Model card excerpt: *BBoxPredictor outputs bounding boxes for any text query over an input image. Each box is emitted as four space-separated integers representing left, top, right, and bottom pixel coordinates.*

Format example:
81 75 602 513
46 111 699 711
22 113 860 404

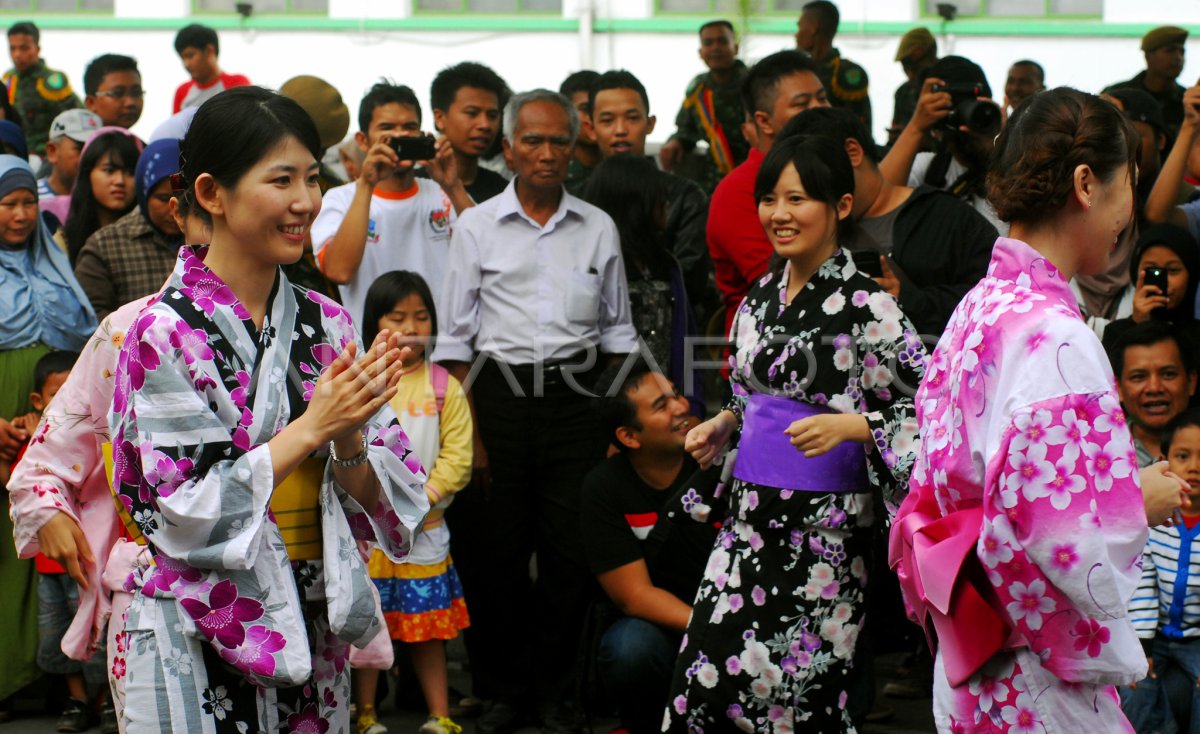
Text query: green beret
1142 25 1188 52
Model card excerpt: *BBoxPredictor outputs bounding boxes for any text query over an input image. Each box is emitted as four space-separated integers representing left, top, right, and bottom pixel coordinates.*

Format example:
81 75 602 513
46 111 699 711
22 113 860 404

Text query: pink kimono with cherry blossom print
9 295 155 733
891 237 1149 733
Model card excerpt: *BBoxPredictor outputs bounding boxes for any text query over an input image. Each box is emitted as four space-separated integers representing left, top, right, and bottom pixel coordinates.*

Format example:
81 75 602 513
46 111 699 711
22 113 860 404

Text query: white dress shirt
436 179 637 365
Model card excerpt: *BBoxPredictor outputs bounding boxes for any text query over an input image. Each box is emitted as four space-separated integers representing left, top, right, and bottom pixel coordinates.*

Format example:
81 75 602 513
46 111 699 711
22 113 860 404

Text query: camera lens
956 99 1001 133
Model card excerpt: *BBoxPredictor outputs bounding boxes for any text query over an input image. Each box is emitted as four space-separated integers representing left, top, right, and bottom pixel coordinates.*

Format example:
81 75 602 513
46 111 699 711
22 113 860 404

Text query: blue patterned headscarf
0 155 97 350
136 137 181 224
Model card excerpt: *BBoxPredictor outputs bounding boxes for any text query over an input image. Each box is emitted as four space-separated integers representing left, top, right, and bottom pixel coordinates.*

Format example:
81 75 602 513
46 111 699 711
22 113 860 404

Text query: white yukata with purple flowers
109 246 429 734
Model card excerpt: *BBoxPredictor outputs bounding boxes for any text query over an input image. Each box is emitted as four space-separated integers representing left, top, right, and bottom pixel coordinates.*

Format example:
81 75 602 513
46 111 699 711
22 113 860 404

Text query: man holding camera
312 81 472 326
880 56 1006 234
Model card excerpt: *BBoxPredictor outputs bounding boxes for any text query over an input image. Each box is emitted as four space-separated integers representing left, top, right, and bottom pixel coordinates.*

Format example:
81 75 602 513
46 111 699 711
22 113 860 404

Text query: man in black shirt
585 69 715 313
428 61 511 203
581 361 717 734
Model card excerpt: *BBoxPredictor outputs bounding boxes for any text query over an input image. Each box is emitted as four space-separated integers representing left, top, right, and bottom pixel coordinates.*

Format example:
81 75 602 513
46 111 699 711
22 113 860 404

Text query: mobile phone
1143 266 1169 294
389 134 438 161
851 249 884 278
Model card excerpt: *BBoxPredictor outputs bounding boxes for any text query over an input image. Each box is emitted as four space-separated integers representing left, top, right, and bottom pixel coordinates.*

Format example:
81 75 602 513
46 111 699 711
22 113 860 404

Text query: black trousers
446 359 607 706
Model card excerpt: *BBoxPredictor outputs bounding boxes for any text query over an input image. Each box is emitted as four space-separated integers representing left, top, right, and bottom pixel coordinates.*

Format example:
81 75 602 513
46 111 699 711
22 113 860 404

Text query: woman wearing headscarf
0 152 96 714
72 137 183 320
1091 223 1200 353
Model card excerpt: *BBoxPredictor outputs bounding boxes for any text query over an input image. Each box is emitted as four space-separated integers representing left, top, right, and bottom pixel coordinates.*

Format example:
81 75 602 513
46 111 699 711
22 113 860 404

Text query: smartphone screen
1144 267 1169 294
851 250 884 278
390 135 438 161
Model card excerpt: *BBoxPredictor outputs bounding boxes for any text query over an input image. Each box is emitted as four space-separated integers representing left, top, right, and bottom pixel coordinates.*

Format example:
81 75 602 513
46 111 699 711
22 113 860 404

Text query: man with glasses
83 54 143 130
3 21 82 157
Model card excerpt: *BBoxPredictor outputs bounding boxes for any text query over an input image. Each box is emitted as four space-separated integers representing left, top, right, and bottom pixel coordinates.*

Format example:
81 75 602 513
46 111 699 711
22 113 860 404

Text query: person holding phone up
1080 223 1200 352
312 81 474 330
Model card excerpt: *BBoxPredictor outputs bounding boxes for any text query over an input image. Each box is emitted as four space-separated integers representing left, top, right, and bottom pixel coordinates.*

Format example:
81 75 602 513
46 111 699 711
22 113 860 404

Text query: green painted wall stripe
5 14 1197 37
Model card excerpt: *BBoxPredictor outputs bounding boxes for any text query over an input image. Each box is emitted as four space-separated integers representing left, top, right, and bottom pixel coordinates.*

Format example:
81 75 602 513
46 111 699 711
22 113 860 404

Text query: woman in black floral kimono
666 134 927 733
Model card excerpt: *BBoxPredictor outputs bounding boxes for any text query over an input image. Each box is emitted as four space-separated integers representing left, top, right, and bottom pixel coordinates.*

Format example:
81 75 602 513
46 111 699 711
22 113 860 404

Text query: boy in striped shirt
1124 408 1200 731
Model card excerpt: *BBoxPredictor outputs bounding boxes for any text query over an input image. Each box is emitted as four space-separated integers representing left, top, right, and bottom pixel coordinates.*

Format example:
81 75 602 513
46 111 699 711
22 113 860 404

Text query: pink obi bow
888 488 1012 687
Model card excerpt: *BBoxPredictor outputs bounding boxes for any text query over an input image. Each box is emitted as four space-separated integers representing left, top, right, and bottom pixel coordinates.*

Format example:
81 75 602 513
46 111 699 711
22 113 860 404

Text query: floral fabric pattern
891 237 1149 733
110 246 430 733
664 249 925 733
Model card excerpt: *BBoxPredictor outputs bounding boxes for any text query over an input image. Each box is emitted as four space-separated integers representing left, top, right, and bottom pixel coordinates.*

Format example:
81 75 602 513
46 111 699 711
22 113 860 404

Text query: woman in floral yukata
666 134 926 733
109 86 429 733
889 87 1190 734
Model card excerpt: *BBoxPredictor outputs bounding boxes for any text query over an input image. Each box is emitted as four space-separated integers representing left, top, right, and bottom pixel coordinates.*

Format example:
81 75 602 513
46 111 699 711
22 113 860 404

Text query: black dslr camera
930 82 1000 134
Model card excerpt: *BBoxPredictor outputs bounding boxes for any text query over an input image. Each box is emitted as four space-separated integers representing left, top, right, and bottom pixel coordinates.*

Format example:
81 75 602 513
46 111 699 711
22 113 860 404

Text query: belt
888 488 1013 687
103 442 325 560
732 394 867 492
481 352 602 391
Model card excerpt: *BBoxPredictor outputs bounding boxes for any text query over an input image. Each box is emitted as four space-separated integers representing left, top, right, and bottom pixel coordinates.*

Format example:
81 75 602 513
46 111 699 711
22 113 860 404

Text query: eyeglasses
94 87 144 100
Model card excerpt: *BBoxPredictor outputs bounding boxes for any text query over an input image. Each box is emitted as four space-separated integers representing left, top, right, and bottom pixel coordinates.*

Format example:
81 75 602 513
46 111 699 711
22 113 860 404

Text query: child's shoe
417 716 462 734
56 698 95 733
355 704 387 734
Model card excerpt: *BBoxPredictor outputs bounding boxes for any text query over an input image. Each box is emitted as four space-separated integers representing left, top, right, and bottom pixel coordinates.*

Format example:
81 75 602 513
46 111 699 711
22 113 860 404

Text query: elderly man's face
503 100 573 190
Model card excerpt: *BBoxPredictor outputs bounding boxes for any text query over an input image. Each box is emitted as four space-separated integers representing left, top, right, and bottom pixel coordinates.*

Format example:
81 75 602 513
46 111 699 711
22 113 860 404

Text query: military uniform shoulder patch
684 72 708 96
37 70 74 102
831 58 870 102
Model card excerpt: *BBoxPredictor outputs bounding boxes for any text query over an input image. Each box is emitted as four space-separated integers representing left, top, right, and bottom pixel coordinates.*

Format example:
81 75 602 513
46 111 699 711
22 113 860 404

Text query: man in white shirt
311 81 472 327
438 89 637 734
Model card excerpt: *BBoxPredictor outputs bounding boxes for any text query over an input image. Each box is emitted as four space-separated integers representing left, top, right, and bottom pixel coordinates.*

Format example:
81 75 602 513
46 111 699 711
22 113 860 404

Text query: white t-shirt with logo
312 179 455 329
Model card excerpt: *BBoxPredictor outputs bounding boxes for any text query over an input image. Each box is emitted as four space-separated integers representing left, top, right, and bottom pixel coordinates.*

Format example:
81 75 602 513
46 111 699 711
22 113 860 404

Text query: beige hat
895 27 936 62
279 75 350 152
1141 25 1188 52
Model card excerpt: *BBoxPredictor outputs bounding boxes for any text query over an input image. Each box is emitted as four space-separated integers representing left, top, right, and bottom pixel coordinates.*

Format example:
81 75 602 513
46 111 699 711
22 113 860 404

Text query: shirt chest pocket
565 271 602 324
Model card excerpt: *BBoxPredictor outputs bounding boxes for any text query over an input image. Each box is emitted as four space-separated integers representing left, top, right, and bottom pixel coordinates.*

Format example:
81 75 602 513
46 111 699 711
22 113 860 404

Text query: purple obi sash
732 394 867 492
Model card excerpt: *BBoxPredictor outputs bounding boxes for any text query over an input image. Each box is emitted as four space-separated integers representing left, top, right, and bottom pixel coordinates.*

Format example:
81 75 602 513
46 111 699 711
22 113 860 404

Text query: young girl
54 127 141 261
110 86 430 733
354 271 472 734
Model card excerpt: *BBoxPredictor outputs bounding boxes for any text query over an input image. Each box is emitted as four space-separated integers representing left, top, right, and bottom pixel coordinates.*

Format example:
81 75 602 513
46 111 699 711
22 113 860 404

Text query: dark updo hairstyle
360 270 438 353
179 85 322 226
583 154 674 280
63 131 140 264
988 87 1138 225
754 132 855 246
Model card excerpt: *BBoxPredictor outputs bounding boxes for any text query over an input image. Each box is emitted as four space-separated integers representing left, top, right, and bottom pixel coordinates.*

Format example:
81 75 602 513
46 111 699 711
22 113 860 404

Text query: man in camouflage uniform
4 21 82 157
889 26 936 146
795 1 872 136
660 20 750 193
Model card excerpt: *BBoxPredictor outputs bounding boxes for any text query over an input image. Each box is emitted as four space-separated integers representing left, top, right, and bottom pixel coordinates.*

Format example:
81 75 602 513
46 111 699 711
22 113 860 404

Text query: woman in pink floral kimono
109 87 429 733
889 87 1187 733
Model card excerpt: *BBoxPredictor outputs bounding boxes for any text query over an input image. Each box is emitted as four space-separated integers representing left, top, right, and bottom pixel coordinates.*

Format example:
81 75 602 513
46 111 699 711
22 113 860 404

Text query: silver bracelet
330 431 369 468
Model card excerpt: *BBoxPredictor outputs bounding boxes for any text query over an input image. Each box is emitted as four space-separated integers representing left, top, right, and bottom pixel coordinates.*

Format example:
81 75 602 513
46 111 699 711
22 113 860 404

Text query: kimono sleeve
109 308 277 571
980 391 1149 686
9 334 109 556
318 299 430 563
857 292 927 513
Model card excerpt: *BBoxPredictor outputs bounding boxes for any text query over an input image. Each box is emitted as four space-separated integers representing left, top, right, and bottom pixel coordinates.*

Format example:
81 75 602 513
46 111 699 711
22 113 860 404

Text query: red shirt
173 71 251 114
706 147 771 338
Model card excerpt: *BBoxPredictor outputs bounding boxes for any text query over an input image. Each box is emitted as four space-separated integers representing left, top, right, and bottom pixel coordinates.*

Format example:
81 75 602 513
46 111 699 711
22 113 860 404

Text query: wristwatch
330 431 369 468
